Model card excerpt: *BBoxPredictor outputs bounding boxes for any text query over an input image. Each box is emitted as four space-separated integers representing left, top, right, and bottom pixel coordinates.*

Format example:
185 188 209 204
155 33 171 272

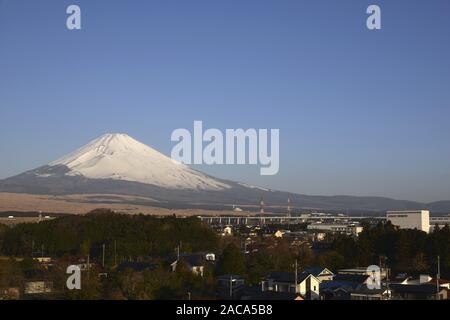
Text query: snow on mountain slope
237 182 272 192
48 133 230 190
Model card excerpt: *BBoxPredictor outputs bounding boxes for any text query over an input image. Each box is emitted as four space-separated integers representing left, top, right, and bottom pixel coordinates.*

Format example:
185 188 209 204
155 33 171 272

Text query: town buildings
307 223 363 236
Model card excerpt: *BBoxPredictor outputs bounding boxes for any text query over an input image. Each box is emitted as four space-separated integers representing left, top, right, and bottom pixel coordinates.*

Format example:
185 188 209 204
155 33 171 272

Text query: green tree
316 251 346 271
219 243 245 275
0 259 23 287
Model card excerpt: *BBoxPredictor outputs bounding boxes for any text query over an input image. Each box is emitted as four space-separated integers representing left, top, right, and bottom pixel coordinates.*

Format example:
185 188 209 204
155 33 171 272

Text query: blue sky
1 0 449 202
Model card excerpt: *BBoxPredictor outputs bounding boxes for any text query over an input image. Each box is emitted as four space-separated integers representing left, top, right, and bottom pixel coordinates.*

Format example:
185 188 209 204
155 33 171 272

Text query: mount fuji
0 133 447 212
0 133 267 206
47 133 230 191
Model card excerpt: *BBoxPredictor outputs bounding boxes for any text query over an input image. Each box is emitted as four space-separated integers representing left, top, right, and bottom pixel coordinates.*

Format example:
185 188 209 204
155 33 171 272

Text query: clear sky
1 0 449 203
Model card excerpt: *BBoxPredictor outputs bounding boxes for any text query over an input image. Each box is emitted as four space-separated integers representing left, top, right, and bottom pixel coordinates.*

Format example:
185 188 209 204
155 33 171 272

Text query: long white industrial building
386 210 430 233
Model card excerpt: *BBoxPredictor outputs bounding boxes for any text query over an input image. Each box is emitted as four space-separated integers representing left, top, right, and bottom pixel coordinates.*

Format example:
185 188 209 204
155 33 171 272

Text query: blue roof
265 272 310 283
116 262 157 272
320 280 360 291
302 267 332 277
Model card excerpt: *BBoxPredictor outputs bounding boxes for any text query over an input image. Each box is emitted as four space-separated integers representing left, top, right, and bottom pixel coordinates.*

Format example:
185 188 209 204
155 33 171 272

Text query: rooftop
390 283 444 294
265 271 312 283
302 267 333 277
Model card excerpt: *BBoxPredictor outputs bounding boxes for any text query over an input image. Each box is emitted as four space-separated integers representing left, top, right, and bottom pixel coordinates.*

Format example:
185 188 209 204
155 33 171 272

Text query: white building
205 253 216 261
24 281 53 295
429 215 450 232
386 210 430 233
222 226 232 236
307 223 363 236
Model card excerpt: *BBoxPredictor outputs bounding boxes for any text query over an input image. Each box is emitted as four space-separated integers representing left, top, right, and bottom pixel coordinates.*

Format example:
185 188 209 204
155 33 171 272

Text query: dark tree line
0 210 218 263
332 221 450 278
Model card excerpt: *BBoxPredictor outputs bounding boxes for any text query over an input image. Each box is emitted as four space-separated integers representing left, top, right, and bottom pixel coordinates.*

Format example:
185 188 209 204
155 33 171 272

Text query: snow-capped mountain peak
48 133 230 190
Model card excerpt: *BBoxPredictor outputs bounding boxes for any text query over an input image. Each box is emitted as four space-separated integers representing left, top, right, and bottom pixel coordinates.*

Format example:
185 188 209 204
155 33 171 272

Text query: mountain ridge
1 133 449 213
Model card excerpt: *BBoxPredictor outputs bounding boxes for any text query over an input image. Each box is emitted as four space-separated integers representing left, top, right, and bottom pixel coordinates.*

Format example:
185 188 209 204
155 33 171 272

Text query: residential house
333 274 372 285
170 253 215 277
221 227 232 236
0 287 20 300
350 286 391 300
398 274 432 285
429 279 450 290
33 257 52 263
320 274 371 300
274 230 285 238
32 257 54 270
397 274 450 289
23 281 53 295
261 272 320 300
390 283 448 300
205 253 216 261
302 267 334 282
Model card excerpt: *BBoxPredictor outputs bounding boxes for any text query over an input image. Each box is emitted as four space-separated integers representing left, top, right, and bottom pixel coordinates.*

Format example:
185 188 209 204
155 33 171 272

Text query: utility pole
294 259 298 294
102 243 106 268
386 258 390 300
379 255 391 299
379 255 383 291
379 256 382 274
114 240 117 267
87 254 90 280
379 255 384 286
229 276 233 299
436 256 441 300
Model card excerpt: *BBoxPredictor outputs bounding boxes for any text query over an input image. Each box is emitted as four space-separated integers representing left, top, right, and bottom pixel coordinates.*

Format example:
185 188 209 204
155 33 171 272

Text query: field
0 192 252 218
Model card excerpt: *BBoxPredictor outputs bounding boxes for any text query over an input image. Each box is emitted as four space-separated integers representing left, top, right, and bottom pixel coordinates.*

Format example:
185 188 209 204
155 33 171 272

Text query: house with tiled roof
261 271 320 300
301 267 334 282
